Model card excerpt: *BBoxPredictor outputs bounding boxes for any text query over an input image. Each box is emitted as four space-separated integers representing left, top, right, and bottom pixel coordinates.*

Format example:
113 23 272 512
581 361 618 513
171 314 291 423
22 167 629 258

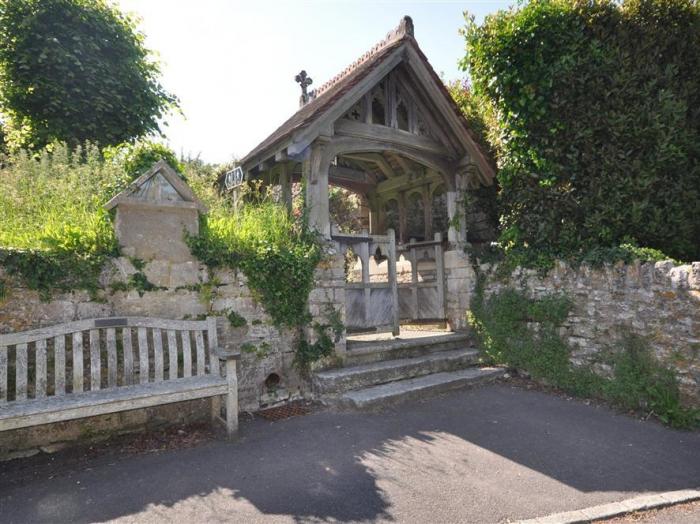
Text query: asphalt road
1 383 698 523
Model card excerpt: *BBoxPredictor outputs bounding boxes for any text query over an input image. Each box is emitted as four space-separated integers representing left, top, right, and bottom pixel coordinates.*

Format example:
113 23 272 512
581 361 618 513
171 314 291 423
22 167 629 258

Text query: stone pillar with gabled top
104 160 207 263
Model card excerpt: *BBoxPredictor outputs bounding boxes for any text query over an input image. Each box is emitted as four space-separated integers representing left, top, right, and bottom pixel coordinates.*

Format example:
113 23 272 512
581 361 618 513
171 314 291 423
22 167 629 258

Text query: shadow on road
1 384 699 523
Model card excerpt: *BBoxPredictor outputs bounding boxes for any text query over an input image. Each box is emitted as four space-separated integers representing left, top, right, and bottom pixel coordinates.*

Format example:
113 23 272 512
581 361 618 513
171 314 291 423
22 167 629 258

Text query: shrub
184 181 332 368
104 140 184 180
461 0 700 264
446 78 499 162
329 187 363 234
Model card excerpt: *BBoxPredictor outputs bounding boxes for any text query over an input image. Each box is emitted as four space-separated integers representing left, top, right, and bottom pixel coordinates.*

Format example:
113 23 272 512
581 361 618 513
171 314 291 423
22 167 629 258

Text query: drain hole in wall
264 373 281 393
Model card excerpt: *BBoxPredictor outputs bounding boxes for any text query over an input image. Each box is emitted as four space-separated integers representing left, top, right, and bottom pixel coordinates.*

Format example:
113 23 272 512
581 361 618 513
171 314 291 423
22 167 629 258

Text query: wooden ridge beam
345 152 396 179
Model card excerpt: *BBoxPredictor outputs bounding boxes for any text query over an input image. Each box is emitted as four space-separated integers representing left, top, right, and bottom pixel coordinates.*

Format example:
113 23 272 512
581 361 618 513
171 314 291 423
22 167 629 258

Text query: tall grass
0 142 128 254
0 143 322 325
0 143 128 295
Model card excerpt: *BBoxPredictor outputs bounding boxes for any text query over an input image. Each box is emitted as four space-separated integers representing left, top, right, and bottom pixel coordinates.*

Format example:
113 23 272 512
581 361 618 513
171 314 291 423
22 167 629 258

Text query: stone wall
0 255 315 457
444 249 473 331
479 260 700 404
307 247 347 367
0 398 211 460
0 257 309 412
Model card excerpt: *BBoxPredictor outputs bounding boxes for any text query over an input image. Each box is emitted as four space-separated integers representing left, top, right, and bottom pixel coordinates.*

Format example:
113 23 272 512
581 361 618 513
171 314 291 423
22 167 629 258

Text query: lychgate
239 16 495 334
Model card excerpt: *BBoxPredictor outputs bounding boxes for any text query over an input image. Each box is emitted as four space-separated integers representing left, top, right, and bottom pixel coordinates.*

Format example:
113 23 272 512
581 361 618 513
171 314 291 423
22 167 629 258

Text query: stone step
345 332 473 365
314 348 480 396
337 367 504 410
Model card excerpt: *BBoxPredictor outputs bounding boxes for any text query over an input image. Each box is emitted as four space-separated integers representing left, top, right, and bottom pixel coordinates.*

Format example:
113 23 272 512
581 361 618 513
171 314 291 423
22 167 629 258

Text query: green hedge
462 0 700 264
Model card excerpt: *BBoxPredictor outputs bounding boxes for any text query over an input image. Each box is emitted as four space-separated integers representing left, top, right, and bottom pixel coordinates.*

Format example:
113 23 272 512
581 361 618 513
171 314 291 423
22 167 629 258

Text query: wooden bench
0 317 239 436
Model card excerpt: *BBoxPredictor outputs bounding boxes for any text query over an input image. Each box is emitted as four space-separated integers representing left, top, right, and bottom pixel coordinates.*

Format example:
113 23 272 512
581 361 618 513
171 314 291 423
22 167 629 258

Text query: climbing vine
109 271 163 297
294 306 344 371
186 197 342 368
186 201 322 328
0 247 114 300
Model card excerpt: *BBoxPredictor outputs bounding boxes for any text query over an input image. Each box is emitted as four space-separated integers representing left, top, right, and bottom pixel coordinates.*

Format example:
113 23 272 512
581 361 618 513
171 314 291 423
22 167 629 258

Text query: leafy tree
447 80 500 241
0 0 178 150
461 0 700 264
104 140 183 180
446 79 498 162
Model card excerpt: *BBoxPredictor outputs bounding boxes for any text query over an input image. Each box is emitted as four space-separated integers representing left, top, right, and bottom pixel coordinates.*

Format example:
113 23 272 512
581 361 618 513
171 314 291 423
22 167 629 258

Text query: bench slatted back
0 317 219 404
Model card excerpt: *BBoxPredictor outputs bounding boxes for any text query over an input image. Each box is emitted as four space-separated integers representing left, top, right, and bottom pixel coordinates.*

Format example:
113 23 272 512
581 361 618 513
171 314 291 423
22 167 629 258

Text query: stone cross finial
295 70 313 107
399 16 414 37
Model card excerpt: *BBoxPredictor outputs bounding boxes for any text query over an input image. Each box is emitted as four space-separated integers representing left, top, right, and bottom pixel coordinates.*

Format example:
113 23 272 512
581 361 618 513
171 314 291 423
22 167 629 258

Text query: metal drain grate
257 401 312 421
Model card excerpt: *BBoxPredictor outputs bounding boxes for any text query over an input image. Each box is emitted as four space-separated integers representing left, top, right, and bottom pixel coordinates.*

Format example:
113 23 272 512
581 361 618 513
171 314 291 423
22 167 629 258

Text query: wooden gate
397 233 446 323
332 229 400 335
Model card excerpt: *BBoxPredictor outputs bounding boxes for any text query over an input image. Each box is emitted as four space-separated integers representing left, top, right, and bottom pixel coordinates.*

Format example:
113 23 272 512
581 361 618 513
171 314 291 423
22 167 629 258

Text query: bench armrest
213 347 241 360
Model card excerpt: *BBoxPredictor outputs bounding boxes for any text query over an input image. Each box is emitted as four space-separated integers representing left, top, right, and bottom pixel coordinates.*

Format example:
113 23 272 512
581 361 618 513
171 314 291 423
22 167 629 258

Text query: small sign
225 166 244 190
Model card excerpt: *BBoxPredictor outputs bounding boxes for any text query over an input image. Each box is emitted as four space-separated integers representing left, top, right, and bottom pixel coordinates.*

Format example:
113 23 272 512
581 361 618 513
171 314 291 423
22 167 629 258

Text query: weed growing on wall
469 268 699 429
467 241 674 277
226 310 247 328
605 332 699 429
109 271 163 297
468 272 602 397
294 306 344 371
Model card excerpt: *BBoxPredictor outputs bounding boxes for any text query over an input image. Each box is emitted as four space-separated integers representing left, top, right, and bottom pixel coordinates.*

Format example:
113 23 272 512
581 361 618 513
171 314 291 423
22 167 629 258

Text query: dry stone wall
0 257 308 412
0 249 352 458
479 260 700 404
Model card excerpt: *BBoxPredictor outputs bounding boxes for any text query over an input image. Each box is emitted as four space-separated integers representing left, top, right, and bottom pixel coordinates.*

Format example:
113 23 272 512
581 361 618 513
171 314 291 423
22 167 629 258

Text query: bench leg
224 358 238 437
211 395 222 421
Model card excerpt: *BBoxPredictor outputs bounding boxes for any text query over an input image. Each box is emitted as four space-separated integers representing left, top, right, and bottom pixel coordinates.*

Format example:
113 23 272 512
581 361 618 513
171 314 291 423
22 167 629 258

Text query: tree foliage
446 79 498 162
104 140 184 180
329 187 363 234
461 0 700 264
0 0 177 150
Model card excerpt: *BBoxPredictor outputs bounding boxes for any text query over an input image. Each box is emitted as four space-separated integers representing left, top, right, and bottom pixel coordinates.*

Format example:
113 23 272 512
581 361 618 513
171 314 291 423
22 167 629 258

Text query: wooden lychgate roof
240 16 495 185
